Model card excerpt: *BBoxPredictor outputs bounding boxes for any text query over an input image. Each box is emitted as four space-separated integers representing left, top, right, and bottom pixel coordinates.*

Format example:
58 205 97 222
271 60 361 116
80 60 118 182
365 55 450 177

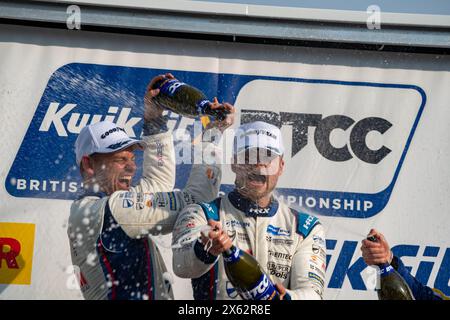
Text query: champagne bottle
222 245 280 300
152 78 230 121
367 236 414 300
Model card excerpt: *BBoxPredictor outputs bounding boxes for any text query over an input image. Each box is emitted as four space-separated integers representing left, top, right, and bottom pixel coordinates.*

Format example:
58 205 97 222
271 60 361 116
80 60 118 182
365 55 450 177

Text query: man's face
87 146 137 195
231 148 284 202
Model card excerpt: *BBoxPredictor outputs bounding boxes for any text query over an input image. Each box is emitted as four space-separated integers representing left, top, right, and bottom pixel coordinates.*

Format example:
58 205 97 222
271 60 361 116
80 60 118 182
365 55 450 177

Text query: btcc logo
242 110 392 164
240 274 272 300
251 274 270 295
232 77 426 219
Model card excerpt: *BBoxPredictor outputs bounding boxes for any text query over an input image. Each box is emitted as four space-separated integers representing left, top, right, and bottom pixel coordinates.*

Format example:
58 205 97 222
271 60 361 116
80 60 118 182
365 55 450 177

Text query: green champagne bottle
367 236 414 300
152 78 230 121
223 245 280 300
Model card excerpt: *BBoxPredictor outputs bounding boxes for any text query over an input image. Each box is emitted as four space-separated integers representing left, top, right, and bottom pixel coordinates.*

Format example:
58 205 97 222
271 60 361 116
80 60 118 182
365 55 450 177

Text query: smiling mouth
247 173 267 184
118 176 132 188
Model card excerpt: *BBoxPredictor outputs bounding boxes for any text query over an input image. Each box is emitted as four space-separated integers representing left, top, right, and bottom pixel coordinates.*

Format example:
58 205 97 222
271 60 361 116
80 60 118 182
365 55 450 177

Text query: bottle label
196 99 210 114
378 264 394 277
159 79 185 97
223 247 240 264
239 273 278 300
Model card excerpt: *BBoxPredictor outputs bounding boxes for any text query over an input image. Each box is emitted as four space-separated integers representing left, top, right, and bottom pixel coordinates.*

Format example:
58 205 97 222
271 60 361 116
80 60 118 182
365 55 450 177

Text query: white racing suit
172 190 327 300
68 128 221 300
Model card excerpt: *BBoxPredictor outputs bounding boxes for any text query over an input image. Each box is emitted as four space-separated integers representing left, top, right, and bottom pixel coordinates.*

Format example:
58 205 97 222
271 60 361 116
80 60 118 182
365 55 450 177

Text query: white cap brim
95 138 147 155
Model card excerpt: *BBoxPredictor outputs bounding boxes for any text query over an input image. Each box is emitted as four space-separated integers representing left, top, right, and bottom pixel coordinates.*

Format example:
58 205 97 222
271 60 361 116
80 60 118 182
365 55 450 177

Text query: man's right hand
144 73 175 122
361 228 393 265
274 282 289 300
200 220 232 256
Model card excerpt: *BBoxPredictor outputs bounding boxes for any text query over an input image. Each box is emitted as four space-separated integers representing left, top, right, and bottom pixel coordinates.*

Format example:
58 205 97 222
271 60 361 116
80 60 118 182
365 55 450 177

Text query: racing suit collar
228 189 278 218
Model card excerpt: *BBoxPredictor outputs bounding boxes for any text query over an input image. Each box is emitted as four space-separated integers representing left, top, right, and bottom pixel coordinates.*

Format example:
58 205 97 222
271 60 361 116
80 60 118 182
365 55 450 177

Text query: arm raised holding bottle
361 229 448 300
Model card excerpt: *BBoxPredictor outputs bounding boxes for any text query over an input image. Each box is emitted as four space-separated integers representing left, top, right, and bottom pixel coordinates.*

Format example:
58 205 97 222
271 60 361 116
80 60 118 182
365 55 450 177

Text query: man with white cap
172 121 326 300
68 73 234 300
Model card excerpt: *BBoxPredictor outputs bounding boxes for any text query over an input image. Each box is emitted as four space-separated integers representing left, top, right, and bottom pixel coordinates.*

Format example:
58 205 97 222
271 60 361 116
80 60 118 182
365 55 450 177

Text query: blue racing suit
392 256 449 300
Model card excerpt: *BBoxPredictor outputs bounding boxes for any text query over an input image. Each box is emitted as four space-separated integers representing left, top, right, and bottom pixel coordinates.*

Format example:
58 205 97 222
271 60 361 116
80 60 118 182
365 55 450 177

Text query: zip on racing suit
68 121 222 300
172 189 327 300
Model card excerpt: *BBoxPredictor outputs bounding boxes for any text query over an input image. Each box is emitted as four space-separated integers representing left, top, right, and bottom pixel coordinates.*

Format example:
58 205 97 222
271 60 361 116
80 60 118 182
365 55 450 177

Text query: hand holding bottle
361 229 414 300
143 73 175 122
203 98 235 133
274 282 289 300
360 228 393 265
199 220 232 256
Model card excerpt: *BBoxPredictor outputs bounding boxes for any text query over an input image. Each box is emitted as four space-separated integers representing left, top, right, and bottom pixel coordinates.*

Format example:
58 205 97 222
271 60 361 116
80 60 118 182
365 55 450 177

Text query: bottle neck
196 99 211 115
223 246 240 263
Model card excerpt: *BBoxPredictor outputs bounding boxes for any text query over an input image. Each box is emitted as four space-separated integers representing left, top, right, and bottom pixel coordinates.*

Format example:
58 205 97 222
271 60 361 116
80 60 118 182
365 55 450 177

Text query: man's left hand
144 73 175 122
275 282 289 300
204 98 235 133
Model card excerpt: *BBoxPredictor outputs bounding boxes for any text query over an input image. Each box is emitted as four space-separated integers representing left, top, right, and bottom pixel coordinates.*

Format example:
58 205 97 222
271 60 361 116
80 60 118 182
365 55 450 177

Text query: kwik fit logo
5 63 222 200
6 63 151 200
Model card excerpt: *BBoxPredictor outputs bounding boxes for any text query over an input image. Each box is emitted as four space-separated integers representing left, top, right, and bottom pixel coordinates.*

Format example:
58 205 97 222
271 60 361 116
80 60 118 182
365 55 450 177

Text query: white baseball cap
75 121 146 166
233 121 284 157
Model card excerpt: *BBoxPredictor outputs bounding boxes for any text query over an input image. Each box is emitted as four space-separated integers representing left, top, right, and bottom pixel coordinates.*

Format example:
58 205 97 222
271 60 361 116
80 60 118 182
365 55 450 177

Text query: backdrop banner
0 24 449 300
